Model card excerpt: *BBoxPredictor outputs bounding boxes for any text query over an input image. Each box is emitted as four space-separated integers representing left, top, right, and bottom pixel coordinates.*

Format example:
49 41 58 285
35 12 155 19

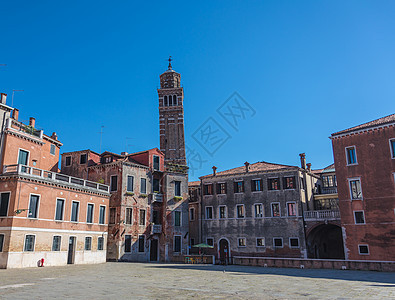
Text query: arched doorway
307 224 345 259
218 238 230 264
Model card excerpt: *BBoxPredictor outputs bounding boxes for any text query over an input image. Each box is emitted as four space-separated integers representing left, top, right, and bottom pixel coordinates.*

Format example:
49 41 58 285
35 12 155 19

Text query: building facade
0 96 110 268
197 158 318 263
331 114 395 261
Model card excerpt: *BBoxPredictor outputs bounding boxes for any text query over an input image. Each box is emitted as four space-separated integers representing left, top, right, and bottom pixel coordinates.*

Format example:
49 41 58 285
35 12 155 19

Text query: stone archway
218 238 230 264
307 224 345 259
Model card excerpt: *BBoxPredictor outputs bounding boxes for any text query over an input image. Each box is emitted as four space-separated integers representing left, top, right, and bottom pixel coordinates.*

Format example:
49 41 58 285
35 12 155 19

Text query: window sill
346 163 358 166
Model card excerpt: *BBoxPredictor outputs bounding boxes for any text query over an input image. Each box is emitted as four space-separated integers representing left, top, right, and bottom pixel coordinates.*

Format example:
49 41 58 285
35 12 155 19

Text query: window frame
70 200 80 222
0 234 4 252
219 205 227 219
358 244 369 255
390 138 395 159
256 237 265 247
189 207 195 221
84 236 92 251
54 198 65 221
18 148 30 166
205 206 213 220
254 203 263 218
125 207 133 225
234 181 244 194
345 146 358 166
99 205 106 225
110 175 118 192
238 237 246 247
65 156 71 166
206 238 214 247
79 153 87 165
153 155 160 170
203 184 213 195
273 237 283 248
236 204 245 219
348 178 363 200
126 175 134 192
283 176 296 189
98 236 104 251
174 235 182 253
174 181 181 197
354 210 366 224
287 202 297 217
251 179 262 192
174 210 181 227
0 191 11 217
268 177 280 191
140 178 147 194
28 193 40 219
86 203 94 224
289 237 300 248
139 209 146 226
217 182 227 194
24 234 36 252
50 144 56 155
271 202 281 217
125 235 132 253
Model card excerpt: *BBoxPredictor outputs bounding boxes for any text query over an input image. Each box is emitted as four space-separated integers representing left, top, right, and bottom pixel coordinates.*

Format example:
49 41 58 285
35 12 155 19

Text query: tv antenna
98 125 104 153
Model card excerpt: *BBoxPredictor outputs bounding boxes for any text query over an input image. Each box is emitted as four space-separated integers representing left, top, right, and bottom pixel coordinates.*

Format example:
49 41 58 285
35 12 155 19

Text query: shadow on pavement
148 263 395 285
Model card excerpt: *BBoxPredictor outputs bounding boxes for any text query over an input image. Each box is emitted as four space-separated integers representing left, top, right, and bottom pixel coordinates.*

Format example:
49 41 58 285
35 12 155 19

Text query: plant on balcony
139 194 148 198
97 178 105 184
125 191 134 196
174 196 183 201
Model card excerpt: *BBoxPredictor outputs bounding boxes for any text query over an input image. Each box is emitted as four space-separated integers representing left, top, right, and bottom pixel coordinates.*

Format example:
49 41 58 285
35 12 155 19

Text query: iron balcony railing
149 193 163 203
3 164 110 193
304 210 340 221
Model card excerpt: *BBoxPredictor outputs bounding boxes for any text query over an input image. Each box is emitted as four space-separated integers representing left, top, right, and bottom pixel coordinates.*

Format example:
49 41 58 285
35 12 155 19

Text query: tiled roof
332 113 395 136
188 181 200 187
200 161 298 179
312 163 335 175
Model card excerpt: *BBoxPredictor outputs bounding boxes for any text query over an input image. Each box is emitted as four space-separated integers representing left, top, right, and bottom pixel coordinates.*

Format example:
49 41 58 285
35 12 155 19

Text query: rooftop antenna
125 137 134 153
98 125 104 153
12 90 24 107
167 56 172 70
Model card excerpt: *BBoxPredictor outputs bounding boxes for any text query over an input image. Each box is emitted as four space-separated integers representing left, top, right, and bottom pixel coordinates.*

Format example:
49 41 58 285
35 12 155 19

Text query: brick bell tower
158 57 186 166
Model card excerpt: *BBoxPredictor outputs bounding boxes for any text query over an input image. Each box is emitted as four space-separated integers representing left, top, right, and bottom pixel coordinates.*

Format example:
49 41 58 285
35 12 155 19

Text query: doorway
219 238 230 264
150 239 159 261
68 236 76 264
307 224 345 259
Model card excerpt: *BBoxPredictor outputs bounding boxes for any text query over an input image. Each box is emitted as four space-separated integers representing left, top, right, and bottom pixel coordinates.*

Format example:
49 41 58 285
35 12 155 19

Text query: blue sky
1 1 394 181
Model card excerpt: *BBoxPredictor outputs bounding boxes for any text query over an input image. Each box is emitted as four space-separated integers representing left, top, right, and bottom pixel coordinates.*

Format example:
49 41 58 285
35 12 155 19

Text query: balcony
304 210 340 221
6 118 43 140
2 164 110 194
151 224 162 234
149 193 163 203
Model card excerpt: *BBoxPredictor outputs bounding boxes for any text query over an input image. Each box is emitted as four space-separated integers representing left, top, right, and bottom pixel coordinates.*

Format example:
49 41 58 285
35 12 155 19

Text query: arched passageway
307 224 345 259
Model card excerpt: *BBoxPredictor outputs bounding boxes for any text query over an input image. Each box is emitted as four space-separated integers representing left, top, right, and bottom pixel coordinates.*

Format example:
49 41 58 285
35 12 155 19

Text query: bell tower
158 57 186 166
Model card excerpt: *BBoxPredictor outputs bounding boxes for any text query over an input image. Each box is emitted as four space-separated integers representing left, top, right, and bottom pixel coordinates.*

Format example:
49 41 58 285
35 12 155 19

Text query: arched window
168 95 172 106
164 95 168 106
173 95 177 106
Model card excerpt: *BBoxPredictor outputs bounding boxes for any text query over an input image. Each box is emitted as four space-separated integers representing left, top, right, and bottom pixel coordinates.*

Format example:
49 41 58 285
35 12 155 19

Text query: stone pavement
0 262 394 299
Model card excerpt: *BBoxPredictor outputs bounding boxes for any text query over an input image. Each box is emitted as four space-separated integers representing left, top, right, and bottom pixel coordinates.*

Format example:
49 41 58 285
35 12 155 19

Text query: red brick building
331 114 395 261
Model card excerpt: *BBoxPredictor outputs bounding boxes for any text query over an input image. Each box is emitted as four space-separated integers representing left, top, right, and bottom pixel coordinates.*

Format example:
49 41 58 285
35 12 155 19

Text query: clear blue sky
1 1 394 181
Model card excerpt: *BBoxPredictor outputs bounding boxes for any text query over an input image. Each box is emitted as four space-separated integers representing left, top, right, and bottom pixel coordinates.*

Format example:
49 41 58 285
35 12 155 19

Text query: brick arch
306 223 345 259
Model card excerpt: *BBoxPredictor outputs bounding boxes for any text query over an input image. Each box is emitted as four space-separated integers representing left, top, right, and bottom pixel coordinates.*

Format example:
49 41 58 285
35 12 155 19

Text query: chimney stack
244 161 250 172
0 93 7 104
29 117 35 128
121 152 128 156
51 132 58 140
12 109 19 121
212 166 217 176
299 153 306 169
306 163 312 172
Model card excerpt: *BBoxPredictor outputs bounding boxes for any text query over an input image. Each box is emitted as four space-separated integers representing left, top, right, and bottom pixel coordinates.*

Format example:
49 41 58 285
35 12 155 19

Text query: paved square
0 263 394 299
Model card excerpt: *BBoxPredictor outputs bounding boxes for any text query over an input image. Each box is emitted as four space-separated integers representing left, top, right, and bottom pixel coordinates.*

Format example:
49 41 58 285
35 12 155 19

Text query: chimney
121 152 128 156
299 153 306 169
51 132 58 140
29 117 35 128
306 163 312 172
12 109 19 121
0 93 7 104
212 166 217 176
244 161 250 172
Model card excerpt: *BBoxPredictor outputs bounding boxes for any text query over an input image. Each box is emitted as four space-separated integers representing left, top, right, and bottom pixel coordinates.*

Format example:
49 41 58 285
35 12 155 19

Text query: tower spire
168 56 172 70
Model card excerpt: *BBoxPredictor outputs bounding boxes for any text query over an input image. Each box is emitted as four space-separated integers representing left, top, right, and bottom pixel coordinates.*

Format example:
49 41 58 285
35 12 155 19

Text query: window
109 208 116 224
98 237 104 250
359 244 369 255
174 211 181 226
85 237 92 250
346 146 357 165
65 156 71 166
189 208 195 221
354 211 365 224
217 183 227 194
283 177 295 189
234 181 244 193
238 238 246 247
28 194 39 218
164 95 168 106
153 155 160 170
140 178 147 194
80 153 87 164
110 175 118 192
349 179 363 200
251 179 262 192
268 178 280 190
71 201 79 222
256 238 265 247
236 204 245 218
207 238 214 247
50 144 56 155
86 204 94 223
55 199 64 221
300 178 305 190
18 149 29 165
139 209 146 225
24 235 35 251
205 206 213 219
391 139 395 158
290 238 299 248
328 176 334 187
287 202 297 216
173 95 177 105
153 178 160 193
271 203 280 217
0 192 10 217
125 235 132 252
99 206 106 224
138 235 145 252
273 238 283 248
322 176 329 187
174 181 181 197
0 234 4 252
254 204 263 218
219 206 226 219
127 175 134 192
125 208 132 225
203 184 213 195
174 236 181 252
